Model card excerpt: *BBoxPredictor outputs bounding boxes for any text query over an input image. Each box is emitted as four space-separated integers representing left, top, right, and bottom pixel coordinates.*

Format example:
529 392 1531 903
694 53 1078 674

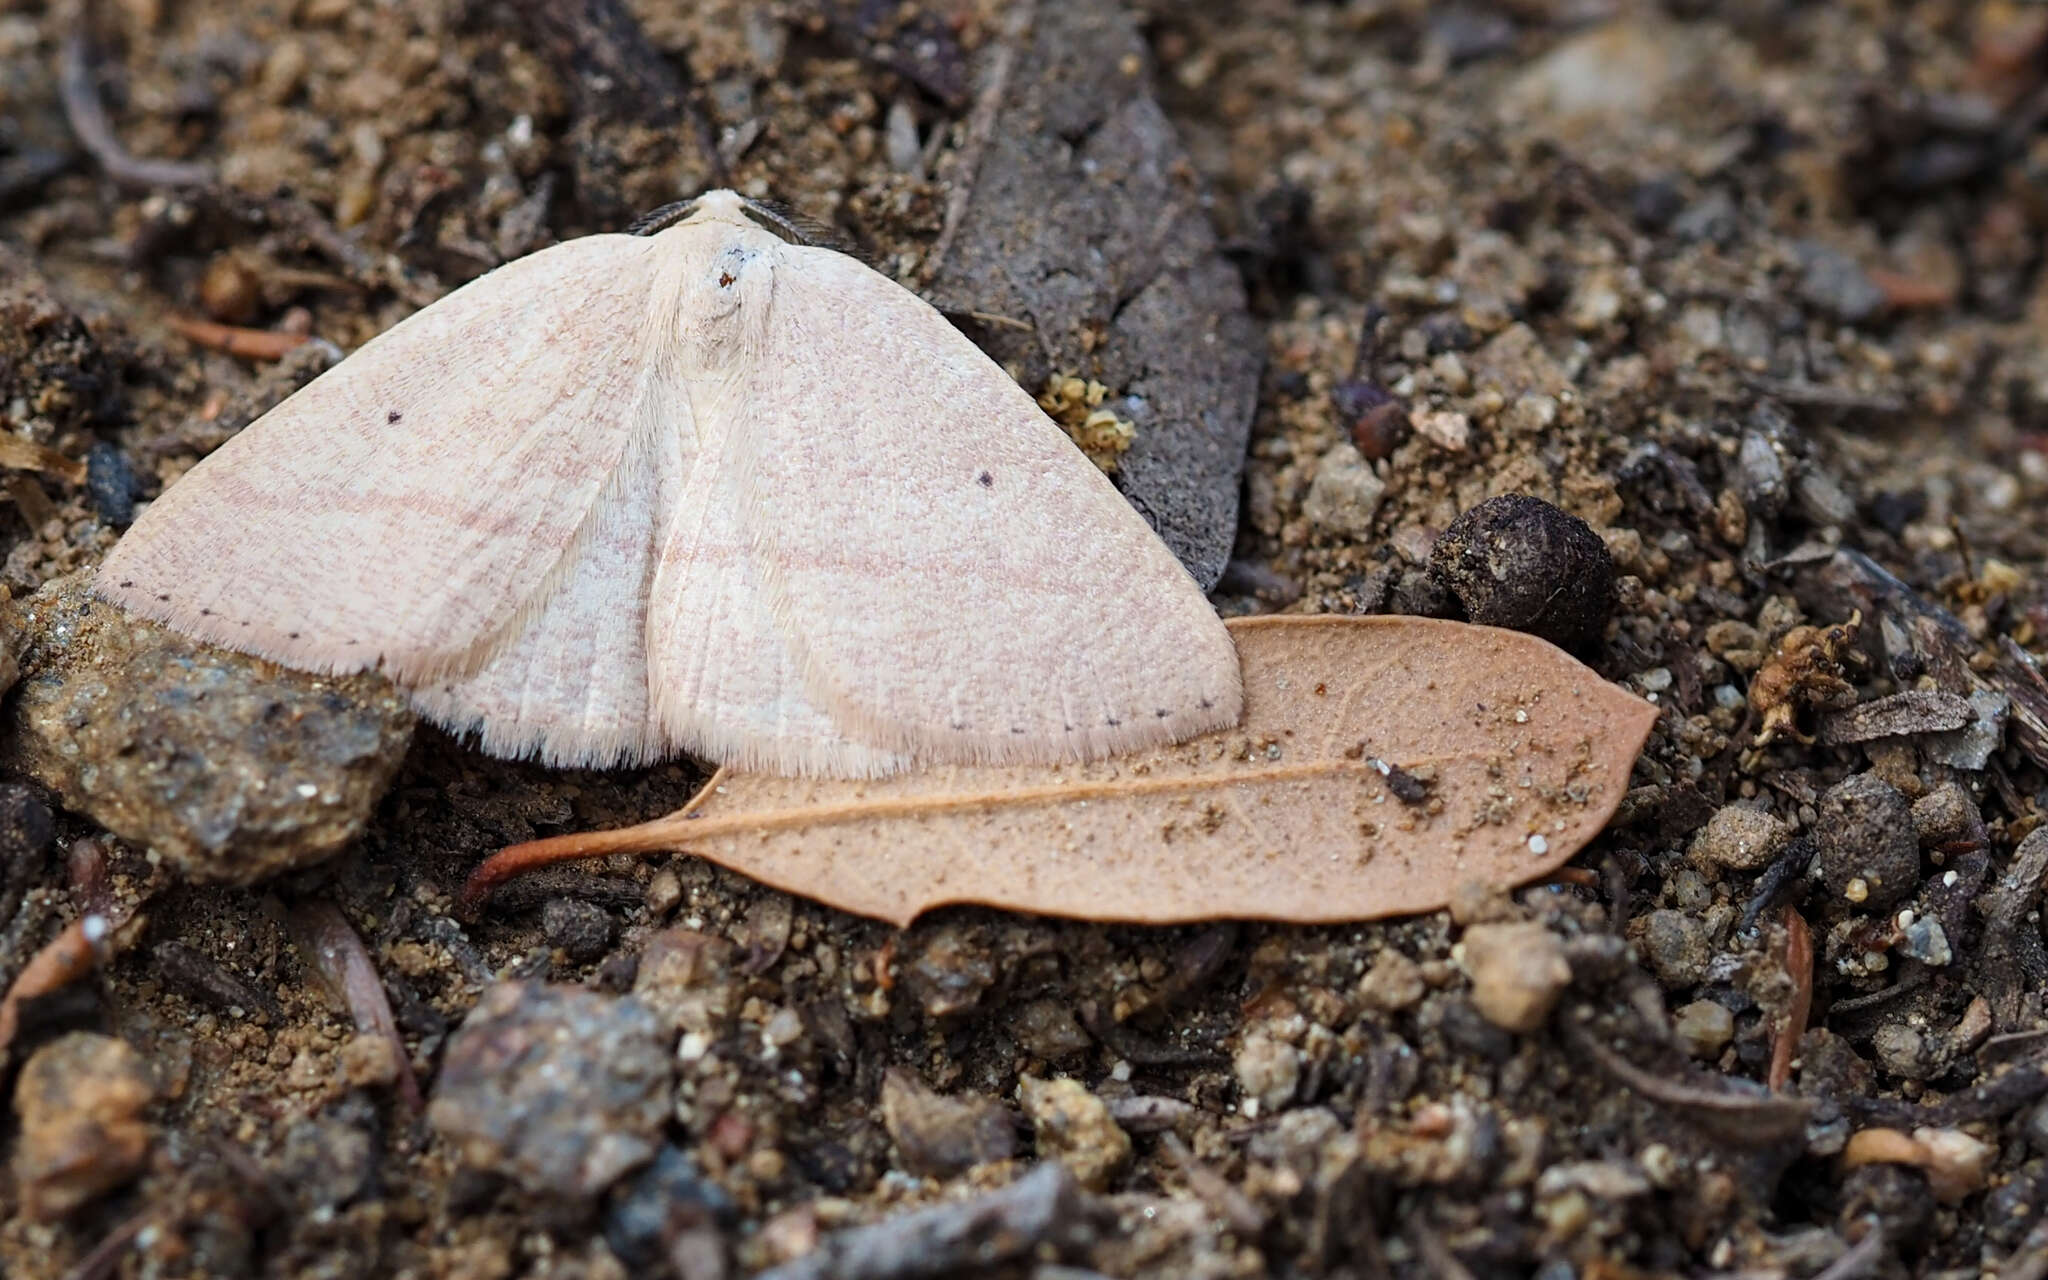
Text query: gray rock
0 573 414 884
429 981 673 1199
1638 909 1711 988
1735 432 1788 517
1796 241 1888 324
1302 442 1386 536
924 2 1259 589
1896 916 1952 966
881 1066 1016 1179
1925 689 2008 770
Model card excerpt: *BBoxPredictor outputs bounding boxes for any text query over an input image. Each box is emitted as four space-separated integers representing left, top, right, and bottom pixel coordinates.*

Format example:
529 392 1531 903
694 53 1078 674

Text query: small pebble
1672 1000 1733 1058
1795 240 1887 324
1814 775 1920 912
1412 408 1471 452
428 981 672 1199
1735 432 1788 517
1011 998 1092 1061
1302 441 1387 536
1429 495 1616 651
273 1103 377 1212
1914 1127 1993 1204
85 442 140 526
199 253 265 325
1331 379 1410 460
1233 1028 1302 1112
338 1032 400 1088
644 868 683 916
1689 804 1792 873
1910 783 1979 848
1895 916 1952 966
1871 1024 1940 1082
632 929 739 1035
1018 1076 1130 1192
880 1067 1015 1178
1357 948 1426 1013
13 1033 156 1221
542 897 615 964
1460 921 1571 1033
604 1147 734 1274
1637 909 1711 988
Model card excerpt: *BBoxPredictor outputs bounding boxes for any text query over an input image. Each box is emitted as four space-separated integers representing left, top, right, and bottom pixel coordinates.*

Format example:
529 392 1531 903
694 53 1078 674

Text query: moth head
630 191 865 261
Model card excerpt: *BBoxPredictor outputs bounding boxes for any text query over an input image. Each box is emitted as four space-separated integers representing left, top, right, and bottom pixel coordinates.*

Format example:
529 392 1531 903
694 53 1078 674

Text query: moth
97 191 1243 778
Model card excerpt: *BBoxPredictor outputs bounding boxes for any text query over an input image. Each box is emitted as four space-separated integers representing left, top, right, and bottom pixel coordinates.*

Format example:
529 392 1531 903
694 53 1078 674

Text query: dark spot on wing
288 632 300 639
199 608 212 616
118 580 133 588
1011 726 1026 734
978 472 993 487
718 272 736 287
387 410 402 423
1199 698 1213 709
1155 709 1170 718
156 594 170 602
1105 717 1121 727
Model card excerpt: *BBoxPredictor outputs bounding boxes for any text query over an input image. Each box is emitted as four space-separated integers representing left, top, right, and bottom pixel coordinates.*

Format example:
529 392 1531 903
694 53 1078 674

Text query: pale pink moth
97 191 1242 779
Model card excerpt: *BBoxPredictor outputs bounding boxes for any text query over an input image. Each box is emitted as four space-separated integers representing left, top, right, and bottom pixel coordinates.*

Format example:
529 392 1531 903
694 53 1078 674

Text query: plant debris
464 615 1657 924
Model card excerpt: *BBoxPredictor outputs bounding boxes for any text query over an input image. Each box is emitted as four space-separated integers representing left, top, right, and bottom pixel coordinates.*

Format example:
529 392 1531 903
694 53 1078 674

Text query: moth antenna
737 197 872 265
627 199 700 236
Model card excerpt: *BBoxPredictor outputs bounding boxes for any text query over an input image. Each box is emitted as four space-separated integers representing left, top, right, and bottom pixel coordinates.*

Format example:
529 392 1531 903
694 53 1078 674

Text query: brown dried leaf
466 616 1658 926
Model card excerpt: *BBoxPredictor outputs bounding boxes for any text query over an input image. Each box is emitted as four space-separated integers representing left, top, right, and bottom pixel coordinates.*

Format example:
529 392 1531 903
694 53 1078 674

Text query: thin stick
287 902 422 1112
1811 1221 1888 1280
60 1207 154 1280
1769 904 1813 1091
923 0 1038 284
166 313 310 361
58 18 212 191
0 910 138 1060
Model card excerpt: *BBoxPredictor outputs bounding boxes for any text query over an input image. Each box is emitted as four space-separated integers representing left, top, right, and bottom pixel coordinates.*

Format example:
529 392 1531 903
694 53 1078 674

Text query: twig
57 18 212 191
1743 377 1905 415
1843 1050 2048 1128
59 1207 156 1280
923 0 1038 284
1560 1015 1810 1145
165 313 311 361
1769 905 1813 1092
0 437 87 486
755 1162 1093 1280
1811 1221 1888 1280
1102 1095 1195 1133
154 940 284 1023
0 909 142 1061
1405 1215 1478 1280
1159 1132 1265 1237
286 902 422 1112
1739 835 1813 931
